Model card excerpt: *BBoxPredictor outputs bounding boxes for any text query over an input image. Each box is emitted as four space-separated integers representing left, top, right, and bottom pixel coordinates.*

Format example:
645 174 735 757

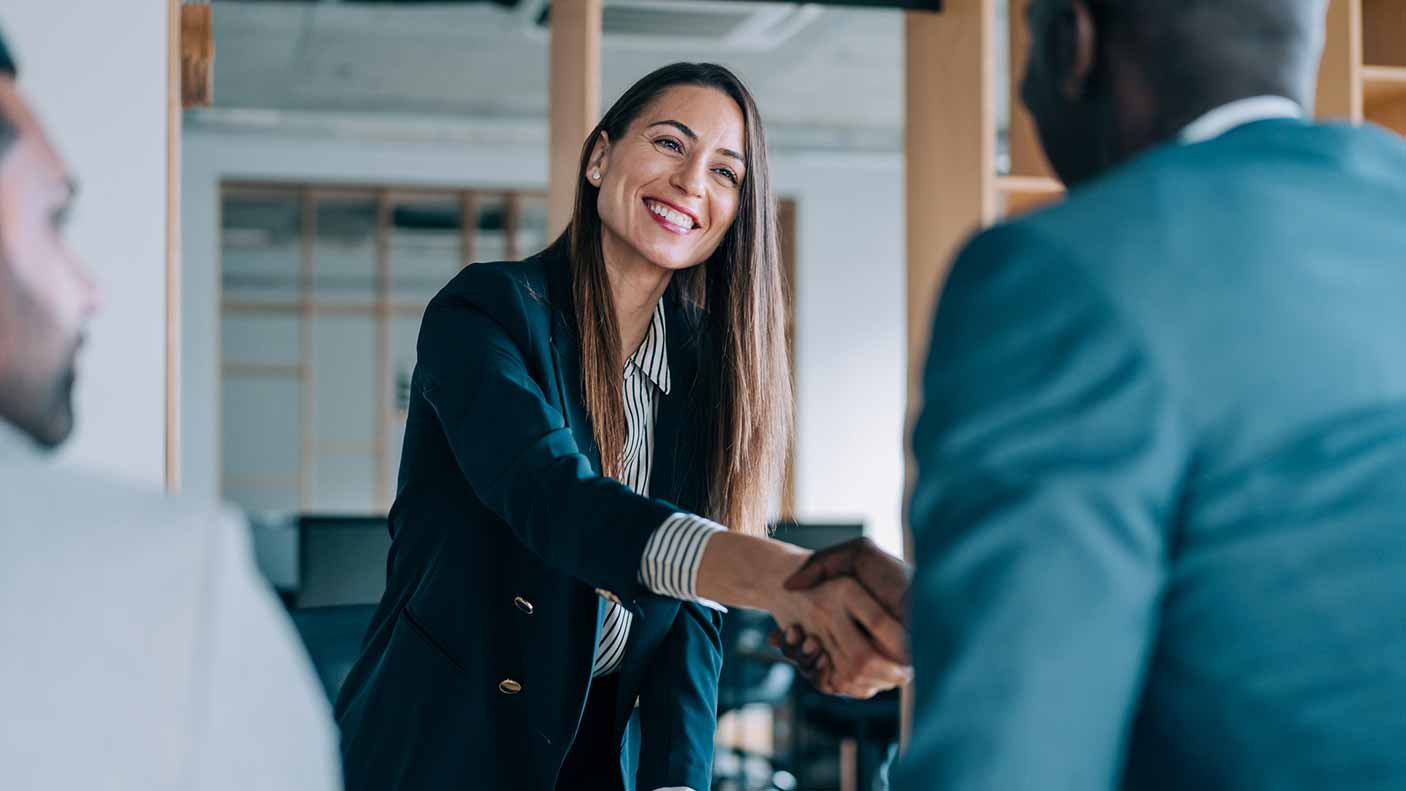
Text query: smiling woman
333 62 809 791
569 64 788 538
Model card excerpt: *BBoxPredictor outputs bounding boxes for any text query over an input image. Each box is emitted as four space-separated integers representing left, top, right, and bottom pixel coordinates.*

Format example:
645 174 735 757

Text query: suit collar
1179 95 1303 144
546 243 702 505
625 300 671 396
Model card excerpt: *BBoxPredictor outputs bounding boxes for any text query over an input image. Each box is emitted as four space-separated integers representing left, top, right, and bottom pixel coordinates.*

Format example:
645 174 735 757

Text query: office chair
714 607 797 791
290 603 377 703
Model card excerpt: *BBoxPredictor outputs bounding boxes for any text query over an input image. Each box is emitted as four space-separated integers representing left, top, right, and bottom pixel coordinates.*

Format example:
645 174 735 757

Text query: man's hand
692 531 911 698
784 537 911 622
770 537 913 696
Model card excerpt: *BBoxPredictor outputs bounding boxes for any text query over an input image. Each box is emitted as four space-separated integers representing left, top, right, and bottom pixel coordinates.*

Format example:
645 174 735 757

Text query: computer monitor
769 521 865 553
298 515 391 609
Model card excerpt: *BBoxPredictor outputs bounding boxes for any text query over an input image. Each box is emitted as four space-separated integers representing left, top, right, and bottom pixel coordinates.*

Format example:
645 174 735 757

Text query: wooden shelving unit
1321 0 1406 135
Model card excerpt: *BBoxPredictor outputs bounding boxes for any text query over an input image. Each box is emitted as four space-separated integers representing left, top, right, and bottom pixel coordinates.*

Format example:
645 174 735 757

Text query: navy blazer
334 243 723 791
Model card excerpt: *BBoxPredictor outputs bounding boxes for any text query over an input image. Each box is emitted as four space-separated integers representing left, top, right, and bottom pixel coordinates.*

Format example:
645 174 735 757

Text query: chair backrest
290 604 377 703
717 607 795 715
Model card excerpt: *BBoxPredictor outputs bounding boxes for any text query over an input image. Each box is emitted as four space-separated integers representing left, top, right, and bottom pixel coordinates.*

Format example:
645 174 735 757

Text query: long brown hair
551 62 790 537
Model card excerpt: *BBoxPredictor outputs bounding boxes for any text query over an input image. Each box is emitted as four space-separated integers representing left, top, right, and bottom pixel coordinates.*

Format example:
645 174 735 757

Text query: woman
334 62 906 791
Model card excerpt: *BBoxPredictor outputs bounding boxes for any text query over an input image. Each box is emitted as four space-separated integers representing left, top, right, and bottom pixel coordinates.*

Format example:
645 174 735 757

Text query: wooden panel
1006 0 1054 179
1317 0 1364 121
547 0 602 239
997 175 1064 217
180 4 214 109
167 0 183 493
903 0 998 747
1365 65 1406 134
460 191 479 269
375 191 392 511
905 0 997 434
1363 0 1406 67
299 190 316 511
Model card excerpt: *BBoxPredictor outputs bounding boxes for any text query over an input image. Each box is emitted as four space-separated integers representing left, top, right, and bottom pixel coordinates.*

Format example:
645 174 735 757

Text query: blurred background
189 4 938 788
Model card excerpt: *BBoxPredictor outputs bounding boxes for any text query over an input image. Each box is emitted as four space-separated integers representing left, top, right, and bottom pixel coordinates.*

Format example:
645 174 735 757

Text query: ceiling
199 0 1018 151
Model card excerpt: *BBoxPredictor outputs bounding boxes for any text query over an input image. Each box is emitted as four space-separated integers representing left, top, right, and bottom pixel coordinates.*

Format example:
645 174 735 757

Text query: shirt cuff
638 513 727 612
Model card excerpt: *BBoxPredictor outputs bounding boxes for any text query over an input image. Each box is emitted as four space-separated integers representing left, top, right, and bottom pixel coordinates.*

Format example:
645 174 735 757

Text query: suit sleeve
892 225 1192 790
416 283 684 607
188 509 341 791
635 603 724 791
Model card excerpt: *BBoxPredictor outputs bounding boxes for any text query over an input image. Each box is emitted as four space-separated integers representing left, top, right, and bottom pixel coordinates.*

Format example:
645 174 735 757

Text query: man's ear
1056 0 1098 101
587 132 611 183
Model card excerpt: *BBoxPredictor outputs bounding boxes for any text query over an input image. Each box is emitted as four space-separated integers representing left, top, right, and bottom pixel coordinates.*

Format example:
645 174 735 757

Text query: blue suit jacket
898 119 1406 790
334 244 722 791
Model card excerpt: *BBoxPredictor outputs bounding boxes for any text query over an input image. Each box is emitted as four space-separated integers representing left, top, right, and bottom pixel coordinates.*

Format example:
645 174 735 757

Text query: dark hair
552 62 791 536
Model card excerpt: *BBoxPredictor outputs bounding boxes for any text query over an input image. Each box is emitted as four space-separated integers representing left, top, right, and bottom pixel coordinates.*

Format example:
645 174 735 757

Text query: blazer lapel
648 293 703 513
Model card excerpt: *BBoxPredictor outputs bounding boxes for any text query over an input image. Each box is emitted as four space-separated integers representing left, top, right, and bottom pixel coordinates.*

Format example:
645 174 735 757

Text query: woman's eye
655 138 683 153
715 168 739 185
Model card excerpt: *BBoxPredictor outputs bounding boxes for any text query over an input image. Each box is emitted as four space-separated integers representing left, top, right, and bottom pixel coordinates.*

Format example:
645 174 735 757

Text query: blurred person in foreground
891 0 1406 788
0 29 340 791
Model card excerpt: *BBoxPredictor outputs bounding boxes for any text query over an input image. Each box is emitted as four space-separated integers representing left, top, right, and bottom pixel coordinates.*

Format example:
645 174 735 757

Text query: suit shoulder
425 255 554 335
432 257 550 310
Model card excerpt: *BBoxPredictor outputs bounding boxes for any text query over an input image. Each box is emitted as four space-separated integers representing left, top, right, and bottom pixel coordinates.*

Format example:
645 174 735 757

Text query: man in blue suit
887 0 1406 787
788 0 1406 785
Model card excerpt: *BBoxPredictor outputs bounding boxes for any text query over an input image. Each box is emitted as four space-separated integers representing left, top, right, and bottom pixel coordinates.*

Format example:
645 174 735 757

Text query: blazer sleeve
892 224 1192 790
635 602 724 791
415 273 681 608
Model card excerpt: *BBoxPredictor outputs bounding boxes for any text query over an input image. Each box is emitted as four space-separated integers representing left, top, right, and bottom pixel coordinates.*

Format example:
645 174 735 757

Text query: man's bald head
1099 0 1326 117
1021 0 1328 186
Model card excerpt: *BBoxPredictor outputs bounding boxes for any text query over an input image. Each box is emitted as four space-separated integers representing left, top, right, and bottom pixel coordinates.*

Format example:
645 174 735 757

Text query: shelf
997 175 1065 216
1363 65 1406 136
1364 66 1406 103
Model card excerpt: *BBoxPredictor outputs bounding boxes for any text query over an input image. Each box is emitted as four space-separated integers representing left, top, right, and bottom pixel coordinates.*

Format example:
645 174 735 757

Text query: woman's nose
670 157 707 197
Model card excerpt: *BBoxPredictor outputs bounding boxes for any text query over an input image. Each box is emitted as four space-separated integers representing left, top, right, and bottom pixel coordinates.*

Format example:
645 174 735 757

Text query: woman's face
592 84 747 274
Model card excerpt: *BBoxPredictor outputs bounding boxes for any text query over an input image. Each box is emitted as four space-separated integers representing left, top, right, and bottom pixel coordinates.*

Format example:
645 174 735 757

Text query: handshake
767 538 914 699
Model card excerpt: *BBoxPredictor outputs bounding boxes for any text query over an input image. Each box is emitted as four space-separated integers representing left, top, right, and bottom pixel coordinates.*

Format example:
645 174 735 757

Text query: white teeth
647 200 695 230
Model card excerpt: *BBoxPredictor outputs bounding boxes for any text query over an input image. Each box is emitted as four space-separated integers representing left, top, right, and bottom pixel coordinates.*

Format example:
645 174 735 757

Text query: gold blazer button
514 596 535 615
498 679 523 695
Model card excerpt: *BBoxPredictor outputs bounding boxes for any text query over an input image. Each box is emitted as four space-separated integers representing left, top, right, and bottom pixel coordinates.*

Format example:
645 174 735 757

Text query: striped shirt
593 299 726 678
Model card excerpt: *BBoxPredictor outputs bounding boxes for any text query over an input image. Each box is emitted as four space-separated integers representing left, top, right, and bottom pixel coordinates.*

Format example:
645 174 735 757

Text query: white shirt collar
1178 95 1304 144
625 298 671 395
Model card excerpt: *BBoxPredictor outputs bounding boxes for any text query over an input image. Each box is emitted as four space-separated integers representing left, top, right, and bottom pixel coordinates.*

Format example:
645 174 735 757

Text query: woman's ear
587 132 612 184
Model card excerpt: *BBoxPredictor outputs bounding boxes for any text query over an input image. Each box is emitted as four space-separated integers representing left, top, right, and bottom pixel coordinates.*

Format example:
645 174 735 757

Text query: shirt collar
1179 95 1304 145
625 298 671 395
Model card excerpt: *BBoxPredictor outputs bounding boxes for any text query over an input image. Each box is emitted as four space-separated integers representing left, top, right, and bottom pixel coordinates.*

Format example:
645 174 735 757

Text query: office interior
6 0 1403 789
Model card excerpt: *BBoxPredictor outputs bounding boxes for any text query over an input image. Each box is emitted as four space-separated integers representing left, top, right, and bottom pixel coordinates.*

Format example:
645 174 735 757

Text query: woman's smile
643 197 699 235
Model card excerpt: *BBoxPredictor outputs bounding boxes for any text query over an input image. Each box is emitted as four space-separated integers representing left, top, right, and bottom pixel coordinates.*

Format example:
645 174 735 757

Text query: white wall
4 4 171 486
183 127 906 553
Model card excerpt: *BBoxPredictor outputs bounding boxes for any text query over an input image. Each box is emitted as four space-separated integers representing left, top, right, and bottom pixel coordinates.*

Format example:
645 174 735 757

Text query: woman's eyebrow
647 120 744 164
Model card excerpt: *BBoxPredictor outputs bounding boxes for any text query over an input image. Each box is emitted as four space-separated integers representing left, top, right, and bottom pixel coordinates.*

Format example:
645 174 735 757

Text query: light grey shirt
0 422 341 791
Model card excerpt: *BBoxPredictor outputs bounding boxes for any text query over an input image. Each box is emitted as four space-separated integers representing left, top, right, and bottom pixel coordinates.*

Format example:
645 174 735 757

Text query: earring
591 168 601 181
